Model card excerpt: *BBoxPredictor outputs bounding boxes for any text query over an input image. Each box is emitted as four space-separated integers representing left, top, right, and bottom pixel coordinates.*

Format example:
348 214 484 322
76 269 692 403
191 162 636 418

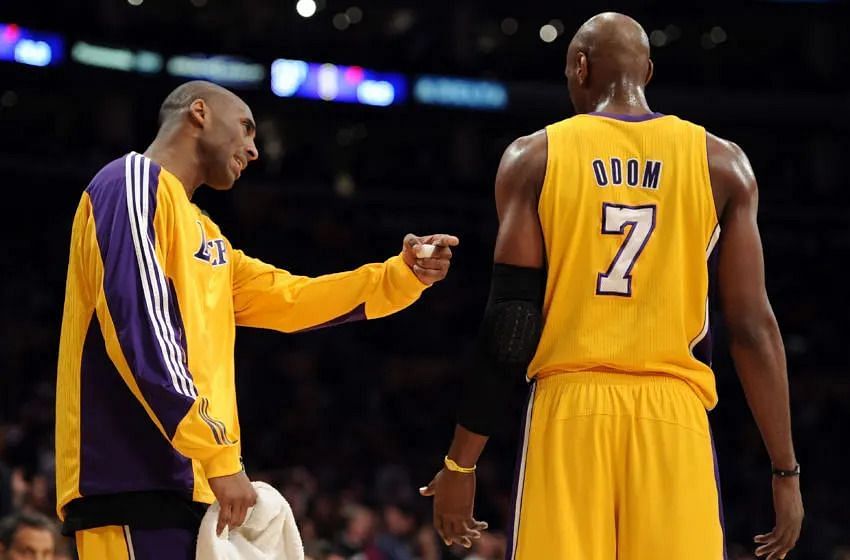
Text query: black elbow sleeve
457 264 544 436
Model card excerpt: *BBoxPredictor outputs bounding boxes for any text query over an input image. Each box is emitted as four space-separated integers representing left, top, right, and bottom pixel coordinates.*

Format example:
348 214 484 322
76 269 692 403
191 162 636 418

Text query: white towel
196 481 305 560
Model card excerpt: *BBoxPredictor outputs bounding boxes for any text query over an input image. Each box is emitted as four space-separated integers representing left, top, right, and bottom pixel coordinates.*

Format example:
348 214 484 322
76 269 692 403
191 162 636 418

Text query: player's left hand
401 233 460 286
754 475 804 559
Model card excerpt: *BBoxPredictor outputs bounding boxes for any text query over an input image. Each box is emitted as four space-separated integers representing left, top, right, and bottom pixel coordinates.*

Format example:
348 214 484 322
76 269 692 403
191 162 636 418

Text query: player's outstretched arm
709 133 804 560
420 130 547 548
230 233 458 333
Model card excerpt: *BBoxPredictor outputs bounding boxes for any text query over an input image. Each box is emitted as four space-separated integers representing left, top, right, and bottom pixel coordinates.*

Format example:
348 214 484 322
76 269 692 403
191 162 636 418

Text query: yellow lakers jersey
56 152 428 520
527 112 720 408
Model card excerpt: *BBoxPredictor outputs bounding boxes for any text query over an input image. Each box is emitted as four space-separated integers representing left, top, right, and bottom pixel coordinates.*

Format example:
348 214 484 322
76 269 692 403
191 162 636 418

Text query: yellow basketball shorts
507 372 726 560
75 525 196 560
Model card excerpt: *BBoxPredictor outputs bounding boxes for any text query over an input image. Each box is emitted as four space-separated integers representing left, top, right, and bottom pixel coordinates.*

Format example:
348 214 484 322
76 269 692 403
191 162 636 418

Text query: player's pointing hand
402 233 460 286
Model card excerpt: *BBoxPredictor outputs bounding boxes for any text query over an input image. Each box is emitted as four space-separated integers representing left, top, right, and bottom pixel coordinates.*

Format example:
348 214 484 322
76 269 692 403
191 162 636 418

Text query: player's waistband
534 369 693 389
61 491 208 535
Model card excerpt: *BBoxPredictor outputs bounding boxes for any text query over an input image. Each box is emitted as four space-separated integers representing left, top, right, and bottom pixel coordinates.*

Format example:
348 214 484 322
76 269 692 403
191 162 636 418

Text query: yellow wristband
444 456 476 474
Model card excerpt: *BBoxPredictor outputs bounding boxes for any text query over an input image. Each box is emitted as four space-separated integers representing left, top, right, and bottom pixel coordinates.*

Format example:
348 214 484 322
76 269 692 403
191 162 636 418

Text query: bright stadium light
296 0 317 18
356 80 395 106
539 24 557 43
270 59 309 97
15 39 53 66
317 63 340 100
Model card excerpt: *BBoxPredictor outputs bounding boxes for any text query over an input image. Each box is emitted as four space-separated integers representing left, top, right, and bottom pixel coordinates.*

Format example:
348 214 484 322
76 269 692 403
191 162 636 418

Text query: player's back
528 112 720 408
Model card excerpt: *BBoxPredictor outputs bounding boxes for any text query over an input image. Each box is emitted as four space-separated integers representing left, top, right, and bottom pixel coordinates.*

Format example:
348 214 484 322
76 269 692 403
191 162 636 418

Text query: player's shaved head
158 80 242 127
565 13 653 114
570 12 650 82
148 80 258 194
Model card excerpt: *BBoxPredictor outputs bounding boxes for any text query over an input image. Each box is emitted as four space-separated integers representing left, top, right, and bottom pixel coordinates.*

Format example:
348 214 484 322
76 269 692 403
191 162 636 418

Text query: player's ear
645 59 654 87
188 98 207 128
577 51 589 86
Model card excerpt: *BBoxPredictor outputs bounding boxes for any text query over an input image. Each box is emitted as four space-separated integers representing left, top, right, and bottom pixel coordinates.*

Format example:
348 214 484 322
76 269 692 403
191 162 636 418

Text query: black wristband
771 464 801 477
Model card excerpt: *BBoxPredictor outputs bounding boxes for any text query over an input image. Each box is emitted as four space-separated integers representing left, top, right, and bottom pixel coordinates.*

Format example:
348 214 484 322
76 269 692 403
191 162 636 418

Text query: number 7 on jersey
596 203 657 297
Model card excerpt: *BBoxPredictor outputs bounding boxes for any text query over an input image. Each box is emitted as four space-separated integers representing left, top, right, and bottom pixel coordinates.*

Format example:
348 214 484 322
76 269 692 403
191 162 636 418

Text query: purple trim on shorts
595 203 657 297
694 238 720 367
79 320 194 496
504 381 536 560
128 526 196 560
588 111 665 122
709 424 729 560
295 302 367 332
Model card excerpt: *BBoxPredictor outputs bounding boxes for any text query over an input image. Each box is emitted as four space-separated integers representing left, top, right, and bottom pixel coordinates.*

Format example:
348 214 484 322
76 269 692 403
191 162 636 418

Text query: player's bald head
158 80 244 128
569 13 650 82
565 13 653 113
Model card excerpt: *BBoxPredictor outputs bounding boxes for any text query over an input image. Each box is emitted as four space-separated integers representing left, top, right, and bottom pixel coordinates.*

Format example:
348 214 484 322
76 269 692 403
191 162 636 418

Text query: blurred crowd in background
1 1 848 558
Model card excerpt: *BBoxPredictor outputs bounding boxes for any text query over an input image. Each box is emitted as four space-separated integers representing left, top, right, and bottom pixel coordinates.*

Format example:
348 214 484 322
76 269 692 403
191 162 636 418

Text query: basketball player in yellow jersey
57 80 459 560
421 12 803 560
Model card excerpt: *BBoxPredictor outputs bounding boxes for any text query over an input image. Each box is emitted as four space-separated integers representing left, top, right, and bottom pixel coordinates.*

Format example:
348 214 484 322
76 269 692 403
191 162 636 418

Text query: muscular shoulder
497 130 548 201
706 132 757 219
502 129 548 171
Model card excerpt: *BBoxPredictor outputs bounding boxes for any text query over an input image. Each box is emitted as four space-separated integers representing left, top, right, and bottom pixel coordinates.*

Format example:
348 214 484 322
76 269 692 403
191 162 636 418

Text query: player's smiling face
200 94 258 191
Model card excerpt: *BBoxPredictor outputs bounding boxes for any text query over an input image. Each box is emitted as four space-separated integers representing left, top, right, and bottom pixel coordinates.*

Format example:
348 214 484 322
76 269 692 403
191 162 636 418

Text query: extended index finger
424 234 460 247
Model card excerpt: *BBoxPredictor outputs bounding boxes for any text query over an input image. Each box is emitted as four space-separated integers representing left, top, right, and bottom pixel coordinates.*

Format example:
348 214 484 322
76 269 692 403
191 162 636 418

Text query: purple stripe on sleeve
80 318 194 496
86 154 194 438
295 302 367 332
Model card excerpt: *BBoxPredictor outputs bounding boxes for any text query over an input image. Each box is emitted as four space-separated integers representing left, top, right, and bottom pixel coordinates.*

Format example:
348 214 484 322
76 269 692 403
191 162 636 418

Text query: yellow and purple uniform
510 112 725 559
56 152 427 550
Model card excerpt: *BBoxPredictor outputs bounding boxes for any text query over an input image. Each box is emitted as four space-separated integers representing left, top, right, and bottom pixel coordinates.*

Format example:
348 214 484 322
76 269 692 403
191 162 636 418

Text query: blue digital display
0 23 64 67
414 76 508 111
271 58 407 107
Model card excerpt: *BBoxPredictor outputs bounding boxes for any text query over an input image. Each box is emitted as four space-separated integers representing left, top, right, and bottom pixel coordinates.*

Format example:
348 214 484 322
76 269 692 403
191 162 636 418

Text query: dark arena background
1 1 848 558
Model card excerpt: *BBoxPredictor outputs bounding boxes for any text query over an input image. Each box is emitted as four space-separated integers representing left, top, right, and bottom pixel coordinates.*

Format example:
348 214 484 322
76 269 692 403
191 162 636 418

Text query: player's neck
144 136 204 200
591 84 652 116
